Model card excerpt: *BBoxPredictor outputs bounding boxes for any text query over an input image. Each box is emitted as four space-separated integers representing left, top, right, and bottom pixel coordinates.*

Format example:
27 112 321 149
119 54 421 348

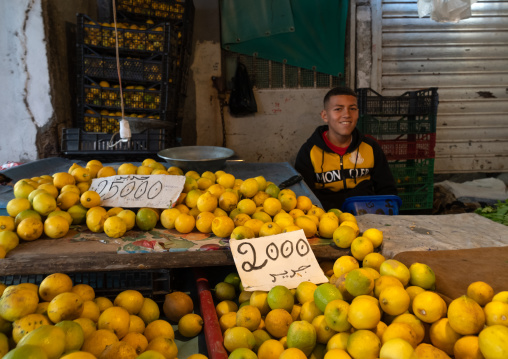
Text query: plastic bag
417 0 477 22
229 62 257 117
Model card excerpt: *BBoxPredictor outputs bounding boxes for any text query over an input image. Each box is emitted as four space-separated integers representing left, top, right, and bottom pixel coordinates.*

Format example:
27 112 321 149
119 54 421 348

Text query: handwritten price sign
89 175 185 209
229 230 328 291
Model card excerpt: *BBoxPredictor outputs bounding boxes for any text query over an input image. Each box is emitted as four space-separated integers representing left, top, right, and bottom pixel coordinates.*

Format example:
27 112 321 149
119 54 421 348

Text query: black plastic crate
79 45 168 83
358 114 437 135
357 87 439 117
0 269 171 304
116 0 194 23
61 128 168 155
77 13 171 55
78 75 169 113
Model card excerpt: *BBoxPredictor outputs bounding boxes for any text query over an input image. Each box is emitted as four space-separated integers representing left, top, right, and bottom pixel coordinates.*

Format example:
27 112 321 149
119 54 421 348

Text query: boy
295 87 397 211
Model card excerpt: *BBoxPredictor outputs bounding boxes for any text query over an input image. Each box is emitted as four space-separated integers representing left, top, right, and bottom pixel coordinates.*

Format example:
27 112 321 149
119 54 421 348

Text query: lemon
228 348 257 359
326 332 350 352
250 291 271 316
233 213 252 227
117 163 137 175
223 326 256 352
230 225 255 240
219 311 237 332
44 215 70 238
80 300 100 322
94 296 114 312
296 196 313 213
0 230 19 252
12 313 51 343
236 305 262 331
6 198 31 217
331 225 356 248
323 299 351 332
314 283 343 313
218 191 238 212
178 313 203 337
216 300 238 318
55 320 85 354
412 291 447 323
258 222 282 237
266 285 294 312
48 292 84 323
295 282 317 305
286 320 317 356
86 210 106 233
348 295 381 330
379 285 410 316
467 281 495 306
318 216 339 239
144 319 175 342
454 335 483 359
80 190 101 208
122 332 148 355
294 216 317 238
114 289 144 315
215 282 236 301
106 207 123 217
484 300 508 326
447 295 485 335
258 338 285 359
104 216 127 238
0 286 39 321
264 183 280 198
13 180 36 199
362 227 383 248
47 210 73 226
429 318 461 356
33 192 57 216
409 262 436 290
116 209 136 231
350 236 374 261
138 297 160 325
136 208 158 231
28 188 49 204
308 206 325 218
240 178 260 198
392 313 426 345
312 314 337 344
160 208 181 229
380 259 411 286
261 197 281 217
208 215 233 237
72 166 91 182
478 325 508 359
16 217 43 241
300 300 323 323
18 325 66 359
380 338 414 359
492 291 508 303
39 272 73 301
279 194 297 212
99 341 138 359
81 329 119 357
195 211 215 233
363 252 385 272
217 173 235 189
98 306 130 339
344 268 374 297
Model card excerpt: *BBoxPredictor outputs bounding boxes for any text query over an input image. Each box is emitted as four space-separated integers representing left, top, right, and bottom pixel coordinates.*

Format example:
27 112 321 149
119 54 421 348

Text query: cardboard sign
89 175 185 209
229 229 328 291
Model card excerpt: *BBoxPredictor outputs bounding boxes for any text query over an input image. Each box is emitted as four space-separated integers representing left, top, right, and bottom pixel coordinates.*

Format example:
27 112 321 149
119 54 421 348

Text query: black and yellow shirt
295 125 397 211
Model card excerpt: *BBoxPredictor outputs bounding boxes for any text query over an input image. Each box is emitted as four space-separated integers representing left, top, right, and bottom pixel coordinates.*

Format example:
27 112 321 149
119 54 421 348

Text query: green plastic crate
389 159 434 211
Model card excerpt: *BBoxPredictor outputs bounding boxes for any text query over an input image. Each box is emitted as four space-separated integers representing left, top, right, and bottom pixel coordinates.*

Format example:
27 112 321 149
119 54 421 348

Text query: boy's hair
323 86 357 107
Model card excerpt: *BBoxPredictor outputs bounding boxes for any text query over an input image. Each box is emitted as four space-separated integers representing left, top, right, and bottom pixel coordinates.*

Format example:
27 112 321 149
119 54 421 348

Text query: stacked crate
357 88 439 211
63 1 193 159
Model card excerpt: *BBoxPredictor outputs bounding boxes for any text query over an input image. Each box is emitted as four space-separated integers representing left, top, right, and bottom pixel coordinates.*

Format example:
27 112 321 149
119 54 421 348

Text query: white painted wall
0 0 53 164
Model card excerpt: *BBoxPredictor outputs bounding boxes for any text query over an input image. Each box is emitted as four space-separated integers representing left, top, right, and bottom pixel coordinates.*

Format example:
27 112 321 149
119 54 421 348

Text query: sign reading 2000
89 174 185 209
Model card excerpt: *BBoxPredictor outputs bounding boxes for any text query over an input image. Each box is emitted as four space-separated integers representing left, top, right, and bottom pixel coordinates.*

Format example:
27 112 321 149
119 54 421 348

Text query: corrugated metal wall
374 0 508 173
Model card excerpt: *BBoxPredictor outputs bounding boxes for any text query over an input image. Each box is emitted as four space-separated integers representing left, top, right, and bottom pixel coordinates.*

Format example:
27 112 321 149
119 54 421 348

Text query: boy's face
321 94 359 139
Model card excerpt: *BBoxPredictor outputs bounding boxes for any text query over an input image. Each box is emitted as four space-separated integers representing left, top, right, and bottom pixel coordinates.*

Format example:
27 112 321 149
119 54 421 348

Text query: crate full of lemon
208 257 508 359
0 271 207 358
1 157 377 258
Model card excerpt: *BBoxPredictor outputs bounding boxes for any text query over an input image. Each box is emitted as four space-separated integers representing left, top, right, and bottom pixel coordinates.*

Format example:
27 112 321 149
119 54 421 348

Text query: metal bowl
158 146 235 172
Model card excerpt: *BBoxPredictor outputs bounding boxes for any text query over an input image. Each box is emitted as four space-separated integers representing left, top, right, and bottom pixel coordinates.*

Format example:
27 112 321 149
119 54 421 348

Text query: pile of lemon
0 158 375 257
0 272 207 359
212 258 508 359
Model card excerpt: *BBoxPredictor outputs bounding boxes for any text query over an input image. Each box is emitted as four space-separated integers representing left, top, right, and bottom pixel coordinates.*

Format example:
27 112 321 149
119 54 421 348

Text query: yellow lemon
453 335 484 359
80 300 100 322
233 213 251 227
197 191 217 212
106 207 123 217
326 332 350 352
392 313 426 345
279 193 297 212
258 338 285 359
379 259 411 286
259 222 282 237
380 338 414 359
230 225 255 240
347 329 381 358
98 306 130 339
332 225 357 248
86 210 106 232
55 320 86 354
314 283 343 313
363 252 385 272
295 282 318 305
6 198 31 217
43 215 70 238
312 314 337 344
286 320 317 356
429 318 462 356
263 197 282 217
104 216 127 238
379 285 411 316
237 198 256 215
48 292 84 323
18 325 66 359
216 300 239 318
116 209 136 230
347 295 381 330
218 191 239 212
294 216 317 238
212 215 235 237
121 332 148 356
338 212 357 224
219 311 237 332
492 291 508 303
0 230 18 253
323 299 351 333
98 340 138 359
138 297 160 325
350 236 374 261
223 326 256 352
114 289 144 315
80 190 101 208
412 291 447 324
16 217 43 241
81 329 119 357
447 295 485 335
72 166 91 182
240 178 260 198
243 218 264 237
117 163 138 175
236 305 262 331
196 211 215 233
160 208 181 229
344 268 374 297
53 172 76 189
318 216 339 239
467 281 495 306
409 262 436 290
144 319 175 342
374 275 404 298
39 272 73 301
362 227 383 248
94 296 114 312
332 255 359 277
307 205 325 218
12 313 51 343
217 173 235 189
484 300 508 326
300 300 323 323
296 196 313 213
250 291 271 316
47 210 73 226
32 192 57 216
178 313 203 337
478 325 508 359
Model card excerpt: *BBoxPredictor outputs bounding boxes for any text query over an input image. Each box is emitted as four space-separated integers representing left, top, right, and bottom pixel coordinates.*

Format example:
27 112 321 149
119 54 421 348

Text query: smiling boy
295 87 397 211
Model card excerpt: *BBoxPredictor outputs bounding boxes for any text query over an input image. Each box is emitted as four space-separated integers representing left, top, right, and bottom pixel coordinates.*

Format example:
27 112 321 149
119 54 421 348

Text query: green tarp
221 0 349 77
